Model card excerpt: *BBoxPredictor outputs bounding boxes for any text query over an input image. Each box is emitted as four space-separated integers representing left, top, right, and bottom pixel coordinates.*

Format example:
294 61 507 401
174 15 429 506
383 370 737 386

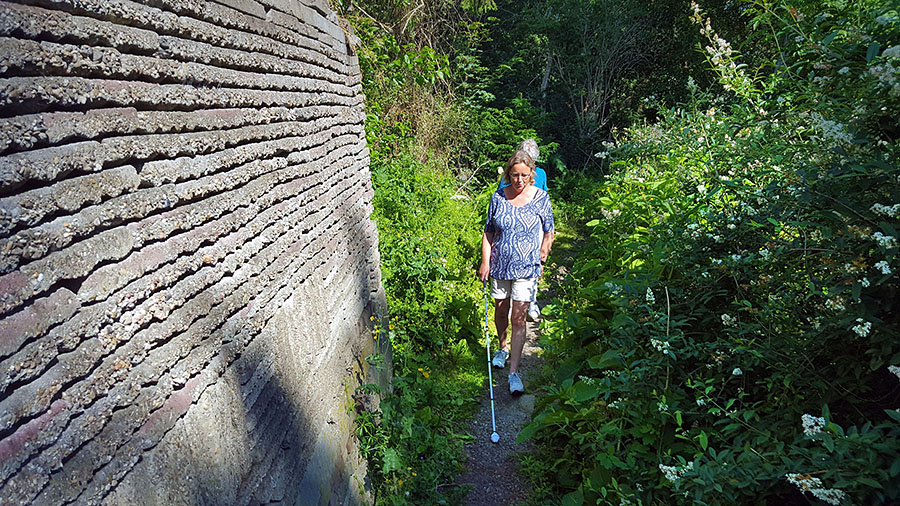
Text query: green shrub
357 144 488 504
345 14 494 504
524 2 900 504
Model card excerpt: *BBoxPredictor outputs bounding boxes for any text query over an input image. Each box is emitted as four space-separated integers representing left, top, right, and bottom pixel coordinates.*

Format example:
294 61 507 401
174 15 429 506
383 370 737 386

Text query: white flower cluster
686 223 702 239
758 248 771 260
691 2 750 93
645 287 656 304
721 313 737 326
860 277 870 288
602 208 621 221
868 59 900 96
696 398 707 406
843 262 862 274
875 260 892 275
786 473 822 489
659 461 694 483
852 318 872 338
608 399 624 409
732 367 743 376
801 414 826 436
651 338 670 355
811 488 848 505
824 297 846 312
871 203 900 218
786 474 847 505
578 375 597 385
657 401 669 412
871 232 898 249
809 112 853 144
888 365 900 381
704 33 736 70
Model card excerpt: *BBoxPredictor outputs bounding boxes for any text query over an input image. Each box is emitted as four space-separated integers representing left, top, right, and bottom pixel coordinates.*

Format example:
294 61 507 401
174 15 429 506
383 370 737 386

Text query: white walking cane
483 280 500 444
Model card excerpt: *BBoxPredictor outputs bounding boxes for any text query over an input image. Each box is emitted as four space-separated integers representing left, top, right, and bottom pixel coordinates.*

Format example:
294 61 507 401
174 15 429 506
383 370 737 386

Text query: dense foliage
335 0 899 504
523 1 900 504
475 0 752 171
334 1 546 503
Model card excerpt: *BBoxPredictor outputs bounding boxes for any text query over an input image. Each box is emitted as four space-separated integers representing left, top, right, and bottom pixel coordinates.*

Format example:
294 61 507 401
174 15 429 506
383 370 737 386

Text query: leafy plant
522 2 900 504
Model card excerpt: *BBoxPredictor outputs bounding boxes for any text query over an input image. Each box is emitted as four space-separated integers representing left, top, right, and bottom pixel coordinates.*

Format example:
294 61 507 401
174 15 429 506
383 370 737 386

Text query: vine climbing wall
0 0 388 504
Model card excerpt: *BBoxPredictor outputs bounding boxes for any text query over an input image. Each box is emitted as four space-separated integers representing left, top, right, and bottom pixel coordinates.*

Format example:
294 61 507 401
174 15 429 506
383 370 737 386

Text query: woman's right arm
479 231 493 282
480 194 497 282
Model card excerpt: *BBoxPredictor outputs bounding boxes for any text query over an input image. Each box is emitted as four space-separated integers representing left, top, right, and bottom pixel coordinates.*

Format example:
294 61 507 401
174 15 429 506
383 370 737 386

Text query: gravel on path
456 314 544 506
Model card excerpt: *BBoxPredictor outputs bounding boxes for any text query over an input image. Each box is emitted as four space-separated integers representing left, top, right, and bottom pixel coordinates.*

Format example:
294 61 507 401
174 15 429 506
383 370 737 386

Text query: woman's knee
511 314 526 328
510 303 527 325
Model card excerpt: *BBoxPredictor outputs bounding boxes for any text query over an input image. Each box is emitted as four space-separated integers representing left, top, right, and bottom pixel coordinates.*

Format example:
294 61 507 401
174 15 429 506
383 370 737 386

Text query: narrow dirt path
456 229 578 505
456 312 543 506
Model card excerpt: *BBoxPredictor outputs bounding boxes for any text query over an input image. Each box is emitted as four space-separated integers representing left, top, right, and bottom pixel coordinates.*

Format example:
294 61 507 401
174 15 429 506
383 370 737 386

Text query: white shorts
490 277 537 302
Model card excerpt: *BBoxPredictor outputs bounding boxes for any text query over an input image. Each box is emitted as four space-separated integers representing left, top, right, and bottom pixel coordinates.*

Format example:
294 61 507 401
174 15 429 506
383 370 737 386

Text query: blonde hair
502 150 536 185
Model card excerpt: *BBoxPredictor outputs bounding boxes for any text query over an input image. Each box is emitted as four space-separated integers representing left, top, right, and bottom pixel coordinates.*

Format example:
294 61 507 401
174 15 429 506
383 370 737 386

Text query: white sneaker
508 372 524 394
491 349 509 368
527 301 540 321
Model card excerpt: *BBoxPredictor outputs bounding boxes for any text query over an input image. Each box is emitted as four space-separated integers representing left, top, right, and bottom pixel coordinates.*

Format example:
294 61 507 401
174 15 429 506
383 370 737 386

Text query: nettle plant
525 2 899 505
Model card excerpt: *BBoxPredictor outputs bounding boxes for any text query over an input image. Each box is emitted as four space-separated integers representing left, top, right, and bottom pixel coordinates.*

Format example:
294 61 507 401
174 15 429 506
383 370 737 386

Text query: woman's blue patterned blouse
484 188 554 280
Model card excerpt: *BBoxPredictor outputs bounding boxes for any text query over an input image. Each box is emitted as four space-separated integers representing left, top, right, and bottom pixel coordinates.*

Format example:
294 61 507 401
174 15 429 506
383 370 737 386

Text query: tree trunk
540 47 552 106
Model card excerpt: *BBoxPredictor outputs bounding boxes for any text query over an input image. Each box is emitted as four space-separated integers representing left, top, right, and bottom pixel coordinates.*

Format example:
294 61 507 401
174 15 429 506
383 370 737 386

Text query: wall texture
0 0 388 504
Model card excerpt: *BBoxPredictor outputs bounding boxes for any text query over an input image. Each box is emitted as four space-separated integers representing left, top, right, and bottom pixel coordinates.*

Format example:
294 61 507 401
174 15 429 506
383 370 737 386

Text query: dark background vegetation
333 0 900 504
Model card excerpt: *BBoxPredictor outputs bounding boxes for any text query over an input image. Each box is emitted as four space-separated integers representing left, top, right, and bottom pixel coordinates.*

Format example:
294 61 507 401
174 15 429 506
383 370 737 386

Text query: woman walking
479 150 554 394
497 139 550 321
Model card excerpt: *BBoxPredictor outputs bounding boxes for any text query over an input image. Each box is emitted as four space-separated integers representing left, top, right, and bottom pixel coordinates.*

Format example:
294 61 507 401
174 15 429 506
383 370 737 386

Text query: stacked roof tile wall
0 0 387 504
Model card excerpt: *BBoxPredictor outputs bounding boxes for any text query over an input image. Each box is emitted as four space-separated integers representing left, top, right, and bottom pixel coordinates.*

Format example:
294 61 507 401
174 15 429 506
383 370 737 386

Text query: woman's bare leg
494 298 510 349
509 300 528 373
